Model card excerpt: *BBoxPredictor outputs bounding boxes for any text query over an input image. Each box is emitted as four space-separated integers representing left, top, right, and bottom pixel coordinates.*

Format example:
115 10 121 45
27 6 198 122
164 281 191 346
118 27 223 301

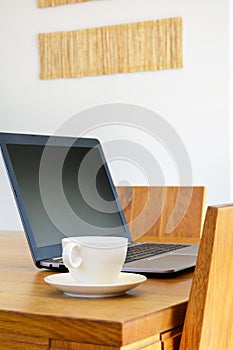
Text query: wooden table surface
0 231 196 350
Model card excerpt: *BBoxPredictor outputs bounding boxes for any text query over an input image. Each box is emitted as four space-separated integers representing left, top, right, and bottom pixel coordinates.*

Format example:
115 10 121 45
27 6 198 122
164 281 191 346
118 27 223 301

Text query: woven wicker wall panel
38 17 183 79
38 0 92 7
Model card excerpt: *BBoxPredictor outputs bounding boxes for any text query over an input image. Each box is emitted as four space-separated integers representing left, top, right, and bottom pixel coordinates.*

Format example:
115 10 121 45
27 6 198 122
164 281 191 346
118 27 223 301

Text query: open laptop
0 132 199 274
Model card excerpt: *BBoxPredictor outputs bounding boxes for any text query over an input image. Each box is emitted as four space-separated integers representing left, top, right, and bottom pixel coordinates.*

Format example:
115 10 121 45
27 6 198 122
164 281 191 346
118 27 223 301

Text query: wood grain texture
38 17 183 79
116 186 206 241
0 332 48 350
38 0 92 7
0 231 193 350
179 205 233 350
50 334 161 349
161 327 182 350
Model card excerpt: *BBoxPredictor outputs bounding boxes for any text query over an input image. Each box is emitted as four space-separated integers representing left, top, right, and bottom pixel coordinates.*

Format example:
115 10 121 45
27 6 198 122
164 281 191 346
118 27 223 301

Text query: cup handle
62 242 82 269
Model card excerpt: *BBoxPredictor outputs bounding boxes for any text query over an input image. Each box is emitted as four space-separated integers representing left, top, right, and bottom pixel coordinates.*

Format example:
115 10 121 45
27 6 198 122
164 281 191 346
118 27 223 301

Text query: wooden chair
179 204 233 349
116 186 206 241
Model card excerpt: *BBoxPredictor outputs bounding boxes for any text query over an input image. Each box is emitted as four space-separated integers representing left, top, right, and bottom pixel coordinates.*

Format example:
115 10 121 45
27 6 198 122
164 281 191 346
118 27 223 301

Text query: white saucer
44 272 147 298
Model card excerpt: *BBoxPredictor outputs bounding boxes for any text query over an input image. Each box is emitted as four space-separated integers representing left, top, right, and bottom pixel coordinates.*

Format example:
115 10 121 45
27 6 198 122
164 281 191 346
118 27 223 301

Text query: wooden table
0 231 196 350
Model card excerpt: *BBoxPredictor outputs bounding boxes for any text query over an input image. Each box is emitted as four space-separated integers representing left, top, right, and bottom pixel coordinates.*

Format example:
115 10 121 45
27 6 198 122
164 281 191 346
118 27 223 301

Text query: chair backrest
116 186 206 241
179 204 233 350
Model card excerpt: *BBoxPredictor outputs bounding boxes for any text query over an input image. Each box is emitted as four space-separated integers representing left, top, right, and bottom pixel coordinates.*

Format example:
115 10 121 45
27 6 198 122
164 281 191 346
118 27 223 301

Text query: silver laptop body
0 132 199 274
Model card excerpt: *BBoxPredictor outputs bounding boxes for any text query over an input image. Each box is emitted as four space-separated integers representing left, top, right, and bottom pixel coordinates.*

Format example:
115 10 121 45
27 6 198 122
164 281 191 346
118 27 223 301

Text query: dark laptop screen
0 134 131 262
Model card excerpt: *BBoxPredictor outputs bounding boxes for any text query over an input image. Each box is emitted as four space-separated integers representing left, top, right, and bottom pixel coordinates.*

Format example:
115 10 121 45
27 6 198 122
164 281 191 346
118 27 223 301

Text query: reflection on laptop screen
6 141 128 249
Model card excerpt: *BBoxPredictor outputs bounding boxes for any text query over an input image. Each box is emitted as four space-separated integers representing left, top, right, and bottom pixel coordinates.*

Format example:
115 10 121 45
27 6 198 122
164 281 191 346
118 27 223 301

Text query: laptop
0 132 199 274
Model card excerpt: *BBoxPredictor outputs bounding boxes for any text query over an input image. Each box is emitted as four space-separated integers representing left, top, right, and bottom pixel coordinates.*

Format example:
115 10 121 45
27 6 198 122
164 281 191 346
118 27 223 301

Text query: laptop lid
0 133 132 268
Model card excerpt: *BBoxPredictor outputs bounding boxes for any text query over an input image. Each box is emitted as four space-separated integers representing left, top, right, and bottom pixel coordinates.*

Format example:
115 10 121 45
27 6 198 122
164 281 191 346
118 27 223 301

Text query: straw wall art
38 17 183 79
38 0 92 7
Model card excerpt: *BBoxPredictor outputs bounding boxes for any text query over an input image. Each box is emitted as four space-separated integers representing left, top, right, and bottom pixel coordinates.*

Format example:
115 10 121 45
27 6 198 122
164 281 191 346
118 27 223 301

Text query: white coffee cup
62 236 128 284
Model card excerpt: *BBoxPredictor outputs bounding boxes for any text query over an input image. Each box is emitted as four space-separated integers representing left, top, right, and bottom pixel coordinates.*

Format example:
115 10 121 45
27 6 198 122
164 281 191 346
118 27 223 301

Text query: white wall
0 0 230 230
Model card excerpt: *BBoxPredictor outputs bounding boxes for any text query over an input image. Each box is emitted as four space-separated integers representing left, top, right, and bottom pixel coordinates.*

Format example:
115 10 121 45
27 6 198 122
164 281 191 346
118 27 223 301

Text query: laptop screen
0 133 131 264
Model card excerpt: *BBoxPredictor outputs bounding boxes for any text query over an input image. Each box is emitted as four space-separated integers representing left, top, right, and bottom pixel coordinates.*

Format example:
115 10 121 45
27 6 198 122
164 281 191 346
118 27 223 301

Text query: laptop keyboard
125 242 190 263
48 242 190 268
